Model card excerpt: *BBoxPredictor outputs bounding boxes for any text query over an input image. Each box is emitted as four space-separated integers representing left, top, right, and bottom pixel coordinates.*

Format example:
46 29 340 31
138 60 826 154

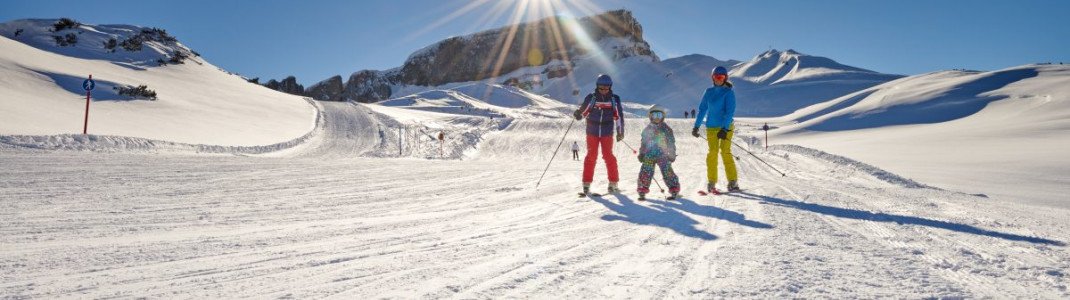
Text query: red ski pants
582 135 619 183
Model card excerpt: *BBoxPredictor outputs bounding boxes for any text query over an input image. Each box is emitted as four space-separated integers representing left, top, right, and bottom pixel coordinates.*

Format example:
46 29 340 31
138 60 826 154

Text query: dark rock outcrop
262 76 304 96
306 75 344 101
342 70 393 103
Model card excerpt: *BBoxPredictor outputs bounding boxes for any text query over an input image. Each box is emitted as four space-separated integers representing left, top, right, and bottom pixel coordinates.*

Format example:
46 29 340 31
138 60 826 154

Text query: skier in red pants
572 74 625 196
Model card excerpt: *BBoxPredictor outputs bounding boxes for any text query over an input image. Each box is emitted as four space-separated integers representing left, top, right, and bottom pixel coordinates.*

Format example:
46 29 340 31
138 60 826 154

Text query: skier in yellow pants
691 66 740 193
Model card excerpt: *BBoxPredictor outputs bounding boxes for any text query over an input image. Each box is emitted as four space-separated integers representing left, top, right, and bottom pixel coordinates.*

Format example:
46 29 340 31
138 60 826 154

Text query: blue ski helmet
711 66 728 76
596 74 613 87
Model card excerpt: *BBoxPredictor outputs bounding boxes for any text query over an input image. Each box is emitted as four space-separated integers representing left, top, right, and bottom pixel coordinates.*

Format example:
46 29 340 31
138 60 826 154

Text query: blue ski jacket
693 84 736 130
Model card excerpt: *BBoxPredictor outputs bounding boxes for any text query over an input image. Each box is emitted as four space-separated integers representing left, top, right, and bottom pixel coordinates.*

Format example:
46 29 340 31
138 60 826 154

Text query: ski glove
691 127 700 138
637 154 645 163
717 128 728 139
572 109 583 120
616 132 624 142
669 155 676 162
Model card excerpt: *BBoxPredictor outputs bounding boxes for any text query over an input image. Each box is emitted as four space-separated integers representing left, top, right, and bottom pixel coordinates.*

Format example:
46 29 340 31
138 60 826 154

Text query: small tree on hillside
118 85 158 100
52 18 80 32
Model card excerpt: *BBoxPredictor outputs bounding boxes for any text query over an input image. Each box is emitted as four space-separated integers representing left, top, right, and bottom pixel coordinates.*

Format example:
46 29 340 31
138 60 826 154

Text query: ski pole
535 119 576 189
731 140 786 177
623 140 665 194
652 174 665 194
621 140 638 154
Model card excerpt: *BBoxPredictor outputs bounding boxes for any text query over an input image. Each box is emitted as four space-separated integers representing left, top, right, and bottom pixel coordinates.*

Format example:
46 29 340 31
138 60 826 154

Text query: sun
407 0 616 79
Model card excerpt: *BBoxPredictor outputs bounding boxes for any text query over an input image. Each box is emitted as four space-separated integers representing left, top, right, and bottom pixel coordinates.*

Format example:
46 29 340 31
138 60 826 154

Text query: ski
697 189 721 196
698 189 745 196
578 192 604 198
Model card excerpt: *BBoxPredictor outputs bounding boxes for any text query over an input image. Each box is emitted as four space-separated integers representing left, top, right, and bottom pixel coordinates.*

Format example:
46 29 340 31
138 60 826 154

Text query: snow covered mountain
0 18 316 146
729 49 904 117
308 10 899 118
764 63 1070 208
308 10 655 104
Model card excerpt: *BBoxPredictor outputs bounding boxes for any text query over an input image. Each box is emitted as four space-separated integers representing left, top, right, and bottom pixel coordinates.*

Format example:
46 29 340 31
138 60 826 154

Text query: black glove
717 128 728 139
669 155 676 162
637 154 644 163
691 127 700 138
616 132 624 142
572 109 583 120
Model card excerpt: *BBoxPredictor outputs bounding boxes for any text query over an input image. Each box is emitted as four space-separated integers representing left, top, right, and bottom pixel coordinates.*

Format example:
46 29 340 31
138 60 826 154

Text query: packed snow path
2 103 1068 298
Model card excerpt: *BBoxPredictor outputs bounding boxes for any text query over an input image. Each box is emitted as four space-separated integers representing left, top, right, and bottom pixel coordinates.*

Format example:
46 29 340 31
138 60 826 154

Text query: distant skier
691 109 696 119
637 105 681 201
684 111 689 118
692 66 740 194
573 74 624 195
571 141 580 161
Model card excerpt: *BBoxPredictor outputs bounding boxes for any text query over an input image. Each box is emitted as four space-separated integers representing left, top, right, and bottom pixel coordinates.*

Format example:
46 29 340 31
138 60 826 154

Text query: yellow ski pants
706 125 737 183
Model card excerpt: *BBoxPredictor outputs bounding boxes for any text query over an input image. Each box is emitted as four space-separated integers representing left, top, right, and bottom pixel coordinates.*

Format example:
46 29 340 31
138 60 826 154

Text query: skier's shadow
732 192 1065 246
590 194 717 240
646 198 774 230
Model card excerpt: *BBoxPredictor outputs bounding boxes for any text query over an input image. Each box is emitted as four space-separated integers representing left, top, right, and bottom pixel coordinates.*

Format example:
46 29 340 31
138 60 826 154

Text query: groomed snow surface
3 105 1069 298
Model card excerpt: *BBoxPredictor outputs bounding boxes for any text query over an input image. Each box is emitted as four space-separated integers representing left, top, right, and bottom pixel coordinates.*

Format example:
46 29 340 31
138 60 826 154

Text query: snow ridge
0 98 324 155
770 144 934 189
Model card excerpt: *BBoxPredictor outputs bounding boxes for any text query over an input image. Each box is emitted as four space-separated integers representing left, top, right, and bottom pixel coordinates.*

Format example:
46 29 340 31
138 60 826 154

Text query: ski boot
578 183 592 197
638 193 646 201
727 180 741 193
607 182 621 194
668 191 679 200
701 182 720 195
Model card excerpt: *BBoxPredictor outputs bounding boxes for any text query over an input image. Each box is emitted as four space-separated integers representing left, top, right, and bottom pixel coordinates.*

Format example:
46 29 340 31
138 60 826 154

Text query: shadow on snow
590 194 774 241
733 192 1065 246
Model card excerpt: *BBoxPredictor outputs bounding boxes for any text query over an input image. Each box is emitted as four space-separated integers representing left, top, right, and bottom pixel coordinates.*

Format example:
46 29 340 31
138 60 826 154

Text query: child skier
637 105 681 200
571 141 580 161
573 74 624 196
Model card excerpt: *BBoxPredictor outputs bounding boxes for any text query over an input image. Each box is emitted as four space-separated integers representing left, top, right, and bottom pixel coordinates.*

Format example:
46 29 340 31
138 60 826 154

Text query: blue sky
4 0 1068 85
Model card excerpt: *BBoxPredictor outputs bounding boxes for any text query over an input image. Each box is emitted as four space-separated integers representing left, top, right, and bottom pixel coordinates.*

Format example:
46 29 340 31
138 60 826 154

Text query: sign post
438 131 444 158
762 123 770 151
82 75 95 135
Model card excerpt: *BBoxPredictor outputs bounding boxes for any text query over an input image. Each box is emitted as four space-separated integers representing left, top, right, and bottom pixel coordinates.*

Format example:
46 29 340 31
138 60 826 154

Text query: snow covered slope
765 64 1070 208
3 114 1069 298
378 83 572 119
0 19 316 146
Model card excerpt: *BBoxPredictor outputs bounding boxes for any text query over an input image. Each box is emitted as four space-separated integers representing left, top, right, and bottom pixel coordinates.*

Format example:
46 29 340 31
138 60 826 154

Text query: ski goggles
650 111 664 119
713 74 727 81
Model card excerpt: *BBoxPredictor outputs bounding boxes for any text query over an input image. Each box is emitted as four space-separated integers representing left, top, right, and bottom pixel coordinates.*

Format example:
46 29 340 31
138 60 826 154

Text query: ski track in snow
2 104 1069 299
